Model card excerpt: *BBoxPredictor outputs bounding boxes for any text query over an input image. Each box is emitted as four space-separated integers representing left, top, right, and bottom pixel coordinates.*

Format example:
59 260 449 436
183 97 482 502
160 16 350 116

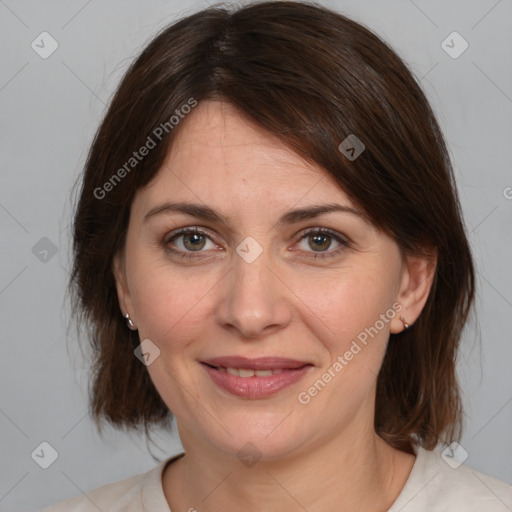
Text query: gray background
1 0 511 510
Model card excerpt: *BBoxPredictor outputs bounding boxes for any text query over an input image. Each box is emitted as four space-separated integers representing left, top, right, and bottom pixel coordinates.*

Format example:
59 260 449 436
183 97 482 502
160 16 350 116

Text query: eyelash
163 226 351 261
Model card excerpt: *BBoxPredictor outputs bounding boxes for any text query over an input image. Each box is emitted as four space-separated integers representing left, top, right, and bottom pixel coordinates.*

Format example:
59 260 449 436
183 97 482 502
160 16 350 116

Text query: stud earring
124 312 137 331
400 316 409 330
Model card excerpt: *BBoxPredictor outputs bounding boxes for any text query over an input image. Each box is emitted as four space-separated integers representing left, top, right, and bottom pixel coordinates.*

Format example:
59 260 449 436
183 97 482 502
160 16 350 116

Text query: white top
42 447 512 511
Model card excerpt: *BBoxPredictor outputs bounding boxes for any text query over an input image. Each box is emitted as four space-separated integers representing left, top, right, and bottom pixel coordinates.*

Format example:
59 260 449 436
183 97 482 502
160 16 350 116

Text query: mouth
200 356 313 399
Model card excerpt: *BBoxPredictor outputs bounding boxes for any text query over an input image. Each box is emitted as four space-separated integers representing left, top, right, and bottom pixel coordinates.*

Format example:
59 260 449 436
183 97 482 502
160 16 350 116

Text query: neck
162 424 415 512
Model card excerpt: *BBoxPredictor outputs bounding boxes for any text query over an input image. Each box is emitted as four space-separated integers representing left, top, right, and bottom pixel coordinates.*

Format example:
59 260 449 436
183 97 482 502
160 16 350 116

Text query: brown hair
69 1 475 453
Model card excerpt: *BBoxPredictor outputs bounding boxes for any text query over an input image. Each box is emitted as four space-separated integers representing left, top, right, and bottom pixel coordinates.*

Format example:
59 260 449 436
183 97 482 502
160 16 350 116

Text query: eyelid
164 226 216 243
298 226 351 245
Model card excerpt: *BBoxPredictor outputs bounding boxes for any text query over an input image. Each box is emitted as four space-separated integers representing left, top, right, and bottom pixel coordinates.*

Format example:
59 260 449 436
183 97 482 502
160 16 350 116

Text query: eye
163 226 351 261
164 227 219 259
295 228 351 259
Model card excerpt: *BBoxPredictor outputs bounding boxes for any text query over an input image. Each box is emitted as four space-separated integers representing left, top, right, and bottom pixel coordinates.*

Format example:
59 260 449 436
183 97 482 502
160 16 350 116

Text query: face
114 100 432 460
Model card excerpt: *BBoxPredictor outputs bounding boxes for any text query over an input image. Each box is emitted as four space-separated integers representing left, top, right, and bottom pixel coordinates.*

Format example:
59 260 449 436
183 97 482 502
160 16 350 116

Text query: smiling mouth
200 357 313 398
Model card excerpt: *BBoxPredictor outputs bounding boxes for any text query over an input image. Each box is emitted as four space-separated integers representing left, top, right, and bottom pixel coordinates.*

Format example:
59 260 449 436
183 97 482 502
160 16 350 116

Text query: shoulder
41 453 184 512
40 468 156 512
40 471 148 512
390 446 512 512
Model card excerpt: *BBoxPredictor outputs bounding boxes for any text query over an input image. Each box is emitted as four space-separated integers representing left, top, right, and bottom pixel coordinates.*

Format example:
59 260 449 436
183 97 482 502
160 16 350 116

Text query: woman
43 1 512 510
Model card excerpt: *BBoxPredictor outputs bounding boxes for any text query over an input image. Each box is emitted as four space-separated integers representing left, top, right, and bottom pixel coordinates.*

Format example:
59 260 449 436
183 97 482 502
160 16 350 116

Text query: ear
112 250 136 326
390 249 437 334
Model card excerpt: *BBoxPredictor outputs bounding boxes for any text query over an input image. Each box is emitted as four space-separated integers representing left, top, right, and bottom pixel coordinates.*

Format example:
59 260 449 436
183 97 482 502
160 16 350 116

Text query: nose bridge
216 237 291 338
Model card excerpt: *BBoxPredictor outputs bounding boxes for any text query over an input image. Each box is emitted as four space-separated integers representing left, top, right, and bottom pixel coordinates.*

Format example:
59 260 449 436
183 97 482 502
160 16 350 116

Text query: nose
215 244 293 340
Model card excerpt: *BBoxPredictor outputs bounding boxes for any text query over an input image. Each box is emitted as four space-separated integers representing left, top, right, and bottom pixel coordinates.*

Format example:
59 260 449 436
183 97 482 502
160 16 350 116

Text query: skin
113 100 436 512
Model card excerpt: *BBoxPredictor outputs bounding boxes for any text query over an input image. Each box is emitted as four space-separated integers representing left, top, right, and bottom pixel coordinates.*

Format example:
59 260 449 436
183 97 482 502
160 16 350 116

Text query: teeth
220 367 285 377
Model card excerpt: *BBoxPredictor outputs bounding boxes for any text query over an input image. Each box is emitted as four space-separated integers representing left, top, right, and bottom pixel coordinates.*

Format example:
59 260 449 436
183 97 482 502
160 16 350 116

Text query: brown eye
296 228 351 259
164 227 218 258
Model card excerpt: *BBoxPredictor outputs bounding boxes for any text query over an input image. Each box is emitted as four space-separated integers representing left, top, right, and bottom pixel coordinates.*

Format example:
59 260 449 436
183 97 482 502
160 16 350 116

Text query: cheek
127 254 217 349
129 268 215 405
300 268 398 345
294 270 401 406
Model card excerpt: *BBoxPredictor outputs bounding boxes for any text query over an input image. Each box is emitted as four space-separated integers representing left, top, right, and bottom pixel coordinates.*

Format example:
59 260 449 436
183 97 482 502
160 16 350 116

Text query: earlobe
391 250 437 333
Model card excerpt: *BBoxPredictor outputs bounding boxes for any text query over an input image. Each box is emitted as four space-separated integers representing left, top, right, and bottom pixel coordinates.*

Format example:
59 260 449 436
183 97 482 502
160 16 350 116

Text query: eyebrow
143 201 367 227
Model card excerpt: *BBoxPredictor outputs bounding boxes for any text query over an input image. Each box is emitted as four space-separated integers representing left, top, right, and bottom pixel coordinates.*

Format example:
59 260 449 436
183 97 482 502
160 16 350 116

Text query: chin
195 411 313 463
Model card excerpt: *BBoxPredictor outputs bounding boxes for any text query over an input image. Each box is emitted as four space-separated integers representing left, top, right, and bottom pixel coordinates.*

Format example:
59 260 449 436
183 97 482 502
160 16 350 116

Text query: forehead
133 100 357 218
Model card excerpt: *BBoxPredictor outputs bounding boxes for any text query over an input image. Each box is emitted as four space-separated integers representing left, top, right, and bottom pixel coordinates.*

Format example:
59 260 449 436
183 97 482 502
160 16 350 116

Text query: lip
200 356 313 399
